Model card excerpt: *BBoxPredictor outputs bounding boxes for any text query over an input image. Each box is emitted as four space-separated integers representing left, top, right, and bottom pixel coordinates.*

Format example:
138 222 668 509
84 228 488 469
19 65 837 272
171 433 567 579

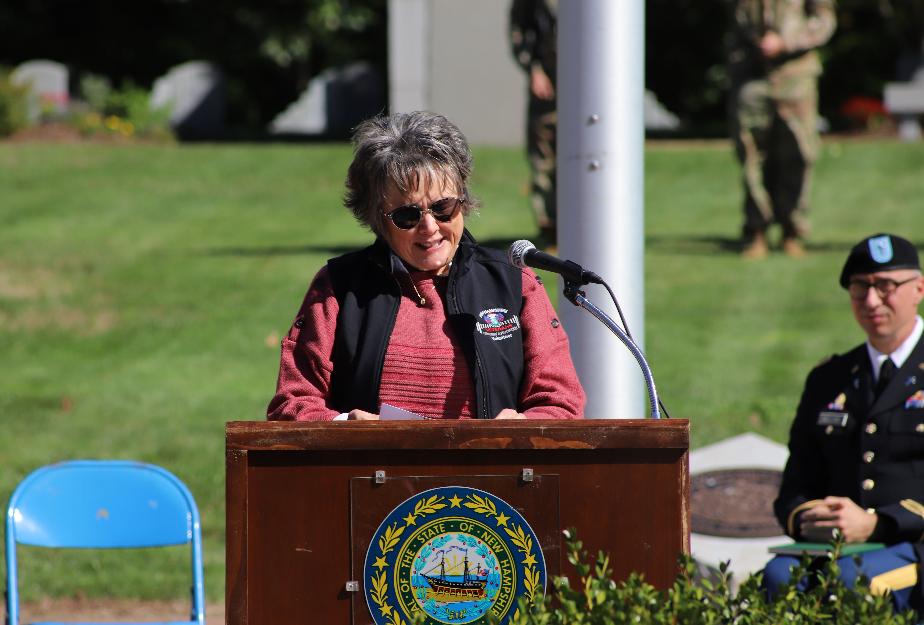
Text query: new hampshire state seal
364 486 546 625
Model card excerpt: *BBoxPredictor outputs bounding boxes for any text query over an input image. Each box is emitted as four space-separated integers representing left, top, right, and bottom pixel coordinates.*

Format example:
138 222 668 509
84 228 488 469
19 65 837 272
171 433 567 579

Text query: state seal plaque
364 486 546 625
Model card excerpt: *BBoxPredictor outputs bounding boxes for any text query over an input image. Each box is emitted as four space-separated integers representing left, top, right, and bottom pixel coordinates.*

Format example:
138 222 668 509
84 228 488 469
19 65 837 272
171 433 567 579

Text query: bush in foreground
507 530 916 625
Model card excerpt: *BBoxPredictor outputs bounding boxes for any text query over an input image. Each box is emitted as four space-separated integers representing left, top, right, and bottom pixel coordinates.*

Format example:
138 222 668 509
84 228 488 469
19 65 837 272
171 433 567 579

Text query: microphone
507 240 603 285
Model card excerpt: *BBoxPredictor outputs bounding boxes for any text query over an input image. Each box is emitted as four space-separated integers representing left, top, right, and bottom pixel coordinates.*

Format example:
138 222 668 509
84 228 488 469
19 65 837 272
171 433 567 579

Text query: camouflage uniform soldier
729 0 836 259
510 0 557 248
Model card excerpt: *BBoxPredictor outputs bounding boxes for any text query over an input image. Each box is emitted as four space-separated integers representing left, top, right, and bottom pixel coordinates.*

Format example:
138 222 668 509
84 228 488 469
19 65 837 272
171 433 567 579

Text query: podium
226 419 689 624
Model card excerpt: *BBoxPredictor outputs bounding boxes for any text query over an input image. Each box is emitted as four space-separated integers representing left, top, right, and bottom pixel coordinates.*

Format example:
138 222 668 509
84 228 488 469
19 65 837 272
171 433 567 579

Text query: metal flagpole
558 0 647 419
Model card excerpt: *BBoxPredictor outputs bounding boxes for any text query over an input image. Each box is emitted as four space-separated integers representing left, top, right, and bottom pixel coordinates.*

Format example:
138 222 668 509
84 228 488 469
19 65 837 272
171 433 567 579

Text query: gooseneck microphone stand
563 279 662 419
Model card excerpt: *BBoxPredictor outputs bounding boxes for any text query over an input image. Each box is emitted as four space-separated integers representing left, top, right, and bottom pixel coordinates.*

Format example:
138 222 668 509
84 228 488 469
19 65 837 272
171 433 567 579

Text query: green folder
768 542 886 557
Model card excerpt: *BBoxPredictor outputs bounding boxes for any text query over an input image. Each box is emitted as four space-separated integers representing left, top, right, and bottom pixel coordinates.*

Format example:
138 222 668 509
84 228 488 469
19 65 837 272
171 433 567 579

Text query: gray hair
344 111 480 236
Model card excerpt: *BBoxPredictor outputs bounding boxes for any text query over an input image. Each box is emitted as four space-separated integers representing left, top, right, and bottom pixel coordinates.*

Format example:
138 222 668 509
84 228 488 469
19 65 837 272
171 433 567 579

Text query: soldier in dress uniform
509 0 557 249
729 0 836 259
766 233 924 612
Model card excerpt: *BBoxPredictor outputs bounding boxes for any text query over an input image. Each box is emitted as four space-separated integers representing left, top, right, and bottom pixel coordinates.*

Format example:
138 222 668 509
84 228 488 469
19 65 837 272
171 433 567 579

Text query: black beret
839 233 920 288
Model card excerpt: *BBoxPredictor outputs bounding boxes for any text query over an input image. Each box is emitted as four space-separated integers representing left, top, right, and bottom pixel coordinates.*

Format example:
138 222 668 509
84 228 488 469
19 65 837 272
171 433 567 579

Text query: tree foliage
0 0 921 134
0 0 386 131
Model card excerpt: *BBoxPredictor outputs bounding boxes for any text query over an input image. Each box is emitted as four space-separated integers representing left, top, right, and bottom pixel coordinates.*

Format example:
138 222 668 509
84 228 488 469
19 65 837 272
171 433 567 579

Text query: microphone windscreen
508 240 536 268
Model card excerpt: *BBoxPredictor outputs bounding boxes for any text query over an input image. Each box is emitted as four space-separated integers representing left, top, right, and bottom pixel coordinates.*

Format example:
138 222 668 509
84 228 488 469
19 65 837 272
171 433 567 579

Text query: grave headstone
644 90 680 131
270 62 385 137
11 60 69 122
151 61 226 140
884 65 924 142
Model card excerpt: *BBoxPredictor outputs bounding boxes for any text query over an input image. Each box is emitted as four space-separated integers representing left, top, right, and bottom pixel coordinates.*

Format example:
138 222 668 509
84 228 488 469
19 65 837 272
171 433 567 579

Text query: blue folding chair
5 460 205 625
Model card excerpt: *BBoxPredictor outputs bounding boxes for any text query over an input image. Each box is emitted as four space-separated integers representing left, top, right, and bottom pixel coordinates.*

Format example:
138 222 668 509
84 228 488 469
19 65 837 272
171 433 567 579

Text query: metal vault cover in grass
691 468 783 538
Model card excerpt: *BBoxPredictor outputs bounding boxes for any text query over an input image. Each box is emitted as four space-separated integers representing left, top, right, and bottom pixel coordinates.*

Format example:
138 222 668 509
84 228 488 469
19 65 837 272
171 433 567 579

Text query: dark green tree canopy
2 0 920 135
0 0 386 132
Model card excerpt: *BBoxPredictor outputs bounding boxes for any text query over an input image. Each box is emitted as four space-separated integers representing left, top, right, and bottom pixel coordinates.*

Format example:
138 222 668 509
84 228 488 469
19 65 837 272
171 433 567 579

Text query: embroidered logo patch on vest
475 308 521 342
364 486 545 625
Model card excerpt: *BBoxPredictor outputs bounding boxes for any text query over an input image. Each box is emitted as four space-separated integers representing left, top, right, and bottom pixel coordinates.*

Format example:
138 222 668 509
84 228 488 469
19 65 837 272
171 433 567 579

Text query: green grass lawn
1 138 923 601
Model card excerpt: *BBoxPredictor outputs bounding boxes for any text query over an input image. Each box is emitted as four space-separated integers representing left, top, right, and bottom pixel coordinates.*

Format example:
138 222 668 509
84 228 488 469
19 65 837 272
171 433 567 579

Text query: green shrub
70 75 173 141
508 530 917 625
103 82 172 139
79 73 112 112
0 66 29 137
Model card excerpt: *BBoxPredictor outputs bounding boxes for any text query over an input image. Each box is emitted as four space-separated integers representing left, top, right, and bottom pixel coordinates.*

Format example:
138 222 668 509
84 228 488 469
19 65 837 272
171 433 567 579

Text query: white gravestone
884 66 924 142
151 61 226 140
11 60 69 122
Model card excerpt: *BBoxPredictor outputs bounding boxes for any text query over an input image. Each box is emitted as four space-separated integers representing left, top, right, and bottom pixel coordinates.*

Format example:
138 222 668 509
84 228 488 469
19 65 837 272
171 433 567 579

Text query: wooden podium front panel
226 420 689 625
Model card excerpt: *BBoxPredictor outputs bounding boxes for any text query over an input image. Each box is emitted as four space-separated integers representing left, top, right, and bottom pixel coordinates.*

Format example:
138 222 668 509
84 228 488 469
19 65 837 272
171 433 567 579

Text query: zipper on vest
474 352 489 419
448 271 490 420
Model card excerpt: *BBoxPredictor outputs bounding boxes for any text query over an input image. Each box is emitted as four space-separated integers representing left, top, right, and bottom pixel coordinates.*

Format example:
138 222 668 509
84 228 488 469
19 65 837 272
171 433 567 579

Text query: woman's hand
347 409 380 420
494 408 526 420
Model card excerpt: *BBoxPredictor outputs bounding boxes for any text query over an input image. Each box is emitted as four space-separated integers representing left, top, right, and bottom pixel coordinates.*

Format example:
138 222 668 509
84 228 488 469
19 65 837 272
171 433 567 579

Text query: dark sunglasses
383 197 465 230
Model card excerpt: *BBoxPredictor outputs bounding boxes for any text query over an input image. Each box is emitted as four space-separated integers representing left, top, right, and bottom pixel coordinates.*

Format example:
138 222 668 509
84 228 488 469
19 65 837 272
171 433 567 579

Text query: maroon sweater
267 266 585 420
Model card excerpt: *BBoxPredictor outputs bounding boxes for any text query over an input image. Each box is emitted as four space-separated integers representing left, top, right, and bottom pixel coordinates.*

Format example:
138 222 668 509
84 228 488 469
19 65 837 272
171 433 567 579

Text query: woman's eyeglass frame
383 197 465 230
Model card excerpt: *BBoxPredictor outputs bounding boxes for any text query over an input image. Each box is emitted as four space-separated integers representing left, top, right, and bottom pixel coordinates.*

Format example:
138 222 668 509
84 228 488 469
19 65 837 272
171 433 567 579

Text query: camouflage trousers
527 94 557 237
731 77 820 240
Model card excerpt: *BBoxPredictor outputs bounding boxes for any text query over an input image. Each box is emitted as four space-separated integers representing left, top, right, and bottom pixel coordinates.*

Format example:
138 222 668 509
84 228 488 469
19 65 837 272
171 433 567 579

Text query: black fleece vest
326 233 524 419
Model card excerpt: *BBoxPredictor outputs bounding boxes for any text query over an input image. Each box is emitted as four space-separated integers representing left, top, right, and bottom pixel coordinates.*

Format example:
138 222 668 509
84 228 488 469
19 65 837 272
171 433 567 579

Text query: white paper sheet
379 403 425 421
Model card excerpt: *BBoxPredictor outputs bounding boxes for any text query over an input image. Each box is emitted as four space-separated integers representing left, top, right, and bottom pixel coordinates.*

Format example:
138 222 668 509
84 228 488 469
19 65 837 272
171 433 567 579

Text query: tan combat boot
782 237 806 258
741 232 769 260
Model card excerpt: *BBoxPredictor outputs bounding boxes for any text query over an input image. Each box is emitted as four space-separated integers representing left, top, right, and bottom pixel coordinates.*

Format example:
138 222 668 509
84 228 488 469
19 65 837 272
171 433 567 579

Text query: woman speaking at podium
267 111 584 421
